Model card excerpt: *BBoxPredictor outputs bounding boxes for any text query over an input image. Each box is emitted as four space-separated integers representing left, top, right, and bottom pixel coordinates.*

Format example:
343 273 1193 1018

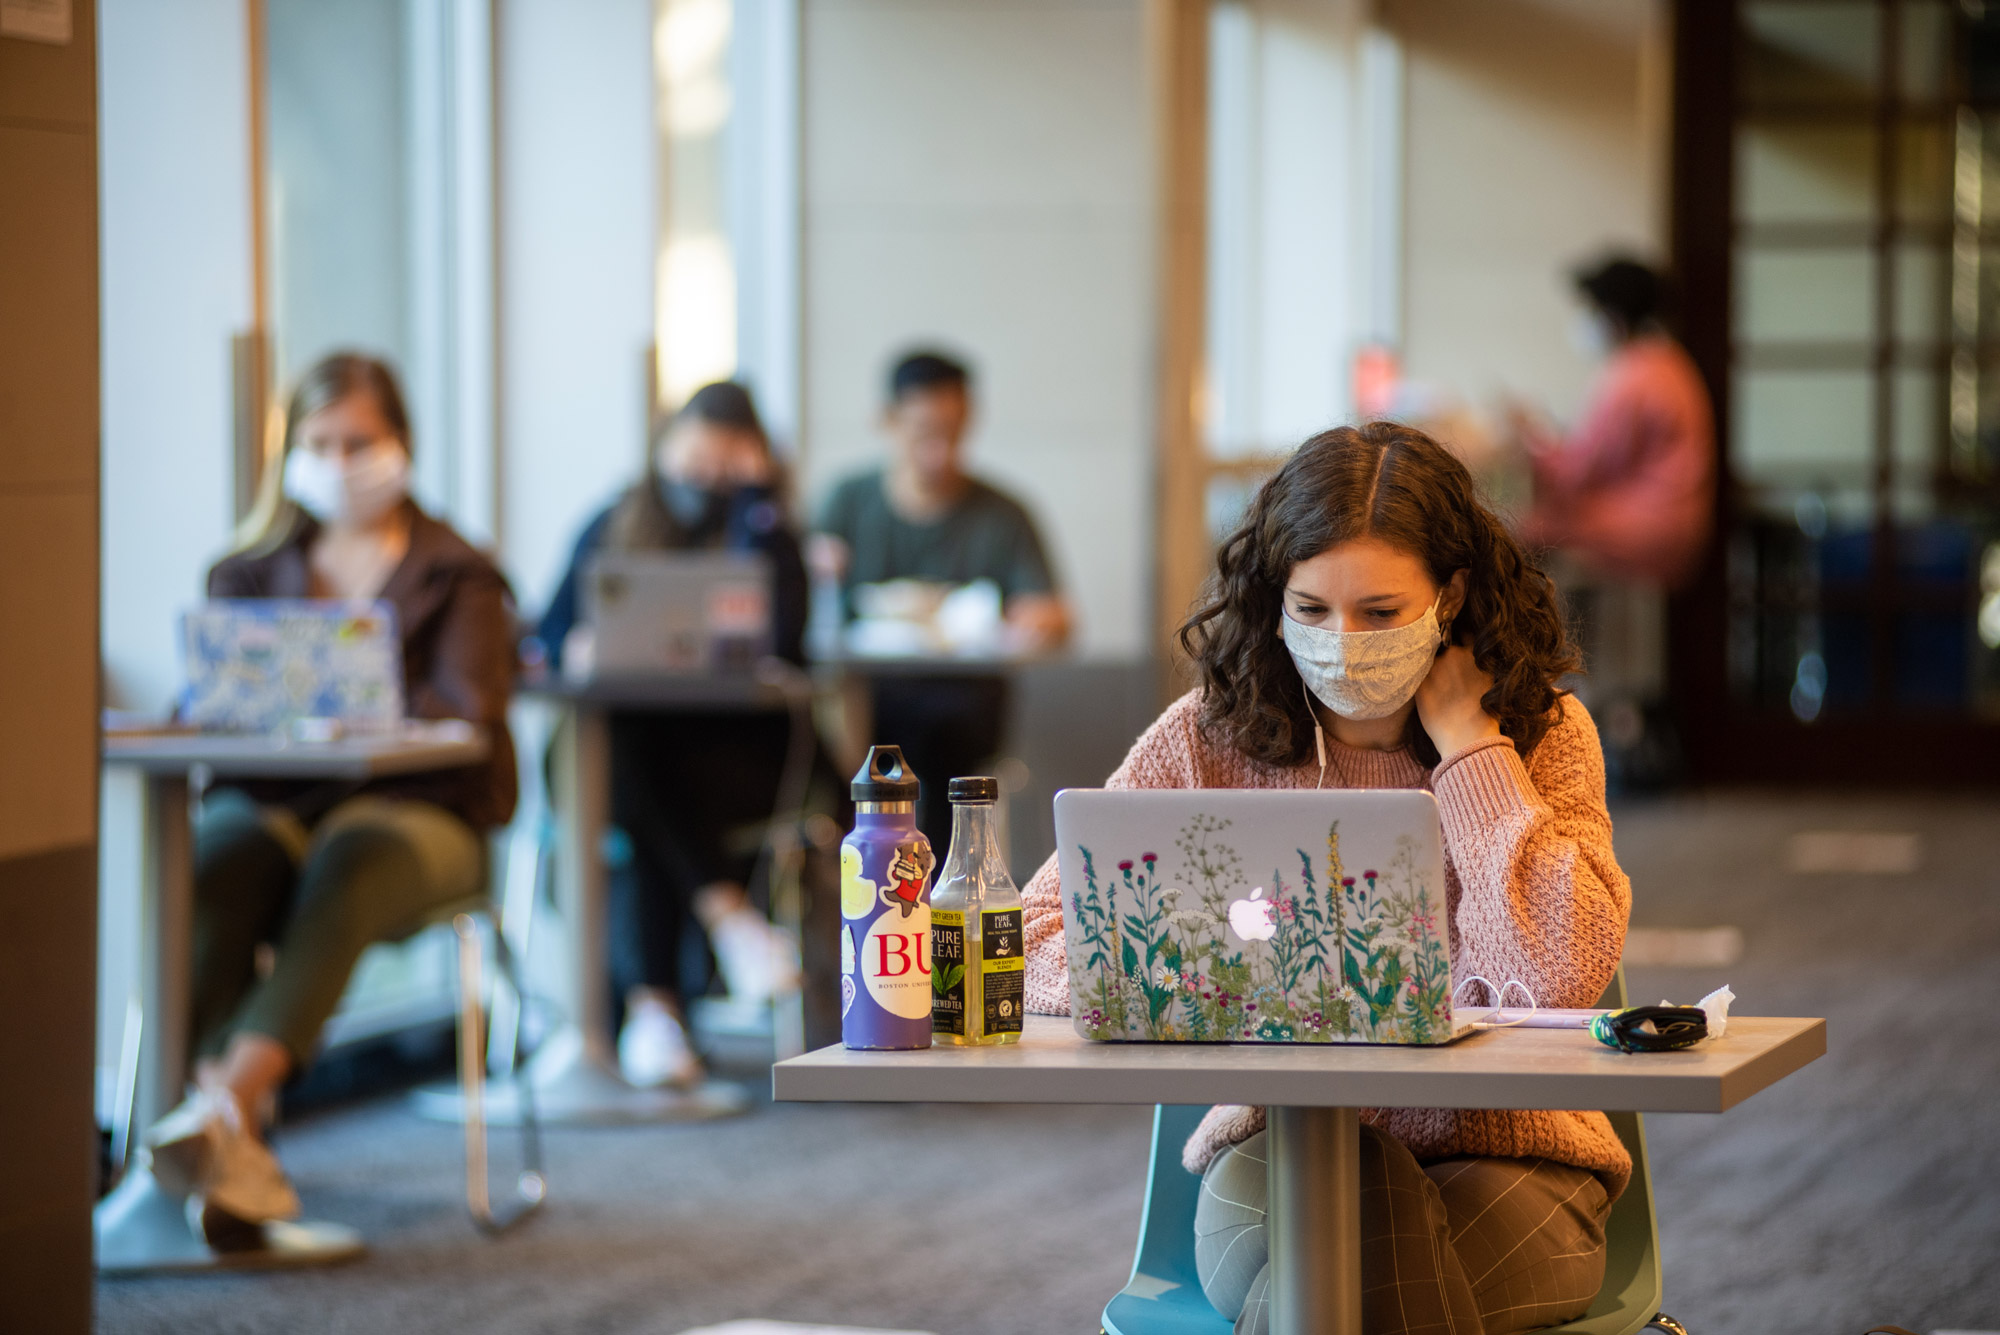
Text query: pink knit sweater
1022 690 1635 1198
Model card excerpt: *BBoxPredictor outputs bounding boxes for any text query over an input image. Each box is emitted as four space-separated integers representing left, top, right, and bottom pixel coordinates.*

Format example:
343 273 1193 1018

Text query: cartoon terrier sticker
879 839 934 917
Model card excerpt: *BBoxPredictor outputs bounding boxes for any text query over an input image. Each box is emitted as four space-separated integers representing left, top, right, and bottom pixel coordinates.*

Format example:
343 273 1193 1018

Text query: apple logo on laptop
1228 887 1278 943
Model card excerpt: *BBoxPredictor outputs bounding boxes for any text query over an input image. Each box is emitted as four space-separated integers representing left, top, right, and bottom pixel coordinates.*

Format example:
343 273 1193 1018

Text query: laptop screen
180 599 403 733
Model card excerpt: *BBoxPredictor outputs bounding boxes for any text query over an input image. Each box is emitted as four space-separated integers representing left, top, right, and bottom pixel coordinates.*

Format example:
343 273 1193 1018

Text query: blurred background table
509 671 809 1125
95 720 488 1273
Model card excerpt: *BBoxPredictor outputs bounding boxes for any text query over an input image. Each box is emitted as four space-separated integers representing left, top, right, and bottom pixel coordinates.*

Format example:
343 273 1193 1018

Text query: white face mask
284 441 410 525
1280 595 1445 721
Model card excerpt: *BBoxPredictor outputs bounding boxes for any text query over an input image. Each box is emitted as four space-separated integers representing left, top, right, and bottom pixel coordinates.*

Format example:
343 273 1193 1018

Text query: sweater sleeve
1428 696 1630 1009
1023 691 1210 1014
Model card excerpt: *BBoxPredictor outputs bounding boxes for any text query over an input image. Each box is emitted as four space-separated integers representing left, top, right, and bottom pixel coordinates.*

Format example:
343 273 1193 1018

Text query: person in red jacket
1515 256 1716 591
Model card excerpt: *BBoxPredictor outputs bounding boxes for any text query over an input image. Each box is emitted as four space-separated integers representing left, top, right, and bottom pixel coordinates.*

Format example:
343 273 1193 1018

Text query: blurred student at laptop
143 352 519 1251
1506 256 1715 782
532 382 806 1090
1018 423 1635 1335
808 350 1070 852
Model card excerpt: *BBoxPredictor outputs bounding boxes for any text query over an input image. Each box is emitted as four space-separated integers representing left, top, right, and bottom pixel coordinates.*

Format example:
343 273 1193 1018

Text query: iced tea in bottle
929 776 1023 1046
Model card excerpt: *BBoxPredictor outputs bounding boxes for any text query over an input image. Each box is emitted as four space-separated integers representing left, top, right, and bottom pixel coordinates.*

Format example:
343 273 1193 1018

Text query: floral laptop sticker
1054 789 1465 1045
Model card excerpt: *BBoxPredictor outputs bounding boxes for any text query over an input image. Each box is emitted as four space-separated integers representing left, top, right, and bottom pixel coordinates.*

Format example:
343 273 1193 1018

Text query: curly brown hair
1178 421 1578 769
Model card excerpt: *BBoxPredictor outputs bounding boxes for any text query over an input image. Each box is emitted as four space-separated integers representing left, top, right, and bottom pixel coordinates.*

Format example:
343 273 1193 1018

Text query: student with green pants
141 352 517 1254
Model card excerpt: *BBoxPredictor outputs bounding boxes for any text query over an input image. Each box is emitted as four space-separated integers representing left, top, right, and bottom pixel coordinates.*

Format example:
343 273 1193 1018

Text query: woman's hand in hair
1414 642 1502 758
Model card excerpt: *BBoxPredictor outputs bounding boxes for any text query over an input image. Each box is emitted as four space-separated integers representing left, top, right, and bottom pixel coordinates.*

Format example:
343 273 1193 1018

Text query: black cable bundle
1588 1005 1709 1053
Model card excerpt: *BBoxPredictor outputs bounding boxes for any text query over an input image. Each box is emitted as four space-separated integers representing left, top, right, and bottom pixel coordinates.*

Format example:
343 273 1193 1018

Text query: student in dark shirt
810 351 1071 851
534 383 807 1090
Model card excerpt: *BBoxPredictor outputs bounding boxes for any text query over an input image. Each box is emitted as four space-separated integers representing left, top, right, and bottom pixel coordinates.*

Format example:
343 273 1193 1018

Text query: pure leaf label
980 908 1022 962
932 909 966 1034
981 908 1024 1033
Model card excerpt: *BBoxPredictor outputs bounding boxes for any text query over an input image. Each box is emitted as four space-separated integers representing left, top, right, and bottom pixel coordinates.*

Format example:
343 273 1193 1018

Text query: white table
775 1013 1827 1335
95 722 487 1274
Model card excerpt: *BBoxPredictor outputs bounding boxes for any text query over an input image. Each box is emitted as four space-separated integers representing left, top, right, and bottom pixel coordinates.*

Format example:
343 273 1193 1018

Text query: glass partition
1729 0 2000 722
259 0 496 537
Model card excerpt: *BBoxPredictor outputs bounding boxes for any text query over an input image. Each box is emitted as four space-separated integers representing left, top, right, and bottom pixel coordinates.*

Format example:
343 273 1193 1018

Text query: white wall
96 0 258 1083
798 0 1155 660
1206 0 1402 458
727 0 801 447
497 0 656 613
1387 0 1666 421
98 0 254 714
266 0 410 386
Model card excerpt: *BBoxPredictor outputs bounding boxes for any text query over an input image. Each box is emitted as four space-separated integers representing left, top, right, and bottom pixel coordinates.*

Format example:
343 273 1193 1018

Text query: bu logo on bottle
861 907 932 1019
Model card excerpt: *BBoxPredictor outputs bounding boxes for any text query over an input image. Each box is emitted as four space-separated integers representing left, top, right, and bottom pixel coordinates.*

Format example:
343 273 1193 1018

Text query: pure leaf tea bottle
840 745 936 1050
930 776 1024 1046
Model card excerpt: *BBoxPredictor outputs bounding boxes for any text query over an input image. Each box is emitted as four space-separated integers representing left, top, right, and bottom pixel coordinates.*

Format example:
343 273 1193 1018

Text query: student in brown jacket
140 352 518 1252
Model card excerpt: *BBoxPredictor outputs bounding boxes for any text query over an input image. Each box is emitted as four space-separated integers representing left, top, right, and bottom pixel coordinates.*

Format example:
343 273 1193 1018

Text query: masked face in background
285 392 411 526
654 417 774 532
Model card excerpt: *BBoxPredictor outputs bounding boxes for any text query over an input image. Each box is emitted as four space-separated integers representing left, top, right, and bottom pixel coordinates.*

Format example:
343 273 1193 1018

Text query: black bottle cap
948 776 999 803
851 745 920 801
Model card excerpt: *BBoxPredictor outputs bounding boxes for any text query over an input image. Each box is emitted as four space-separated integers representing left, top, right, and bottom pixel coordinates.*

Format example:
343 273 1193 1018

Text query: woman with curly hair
1020 422 1633 1335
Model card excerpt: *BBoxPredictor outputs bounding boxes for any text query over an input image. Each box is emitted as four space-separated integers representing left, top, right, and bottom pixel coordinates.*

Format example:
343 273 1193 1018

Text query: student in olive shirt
811 351 1071 851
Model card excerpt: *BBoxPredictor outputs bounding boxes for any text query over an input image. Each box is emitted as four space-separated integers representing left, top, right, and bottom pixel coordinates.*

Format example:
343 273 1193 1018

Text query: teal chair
1101 968 1684 1335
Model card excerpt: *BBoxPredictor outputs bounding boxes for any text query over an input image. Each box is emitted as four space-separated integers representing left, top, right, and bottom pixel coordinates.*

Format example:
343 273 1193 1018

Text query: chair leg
1645 1315 1689 1335
454 914 545 1234
110 993 145 1181
487 816 545 1074
488 921 545 1188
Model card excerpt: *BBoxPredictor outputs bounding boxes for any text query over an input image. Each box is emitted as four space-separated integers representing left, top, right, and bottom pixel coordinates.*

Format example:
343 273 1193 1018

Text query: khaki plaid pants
1194 1125 1612 1335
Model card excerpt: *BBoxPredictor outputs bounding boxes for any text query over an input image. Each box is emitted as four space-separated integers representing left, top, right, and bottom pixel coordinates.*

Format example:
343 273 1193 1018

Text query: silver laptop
584 551 774 675
181 599 403 733
1054 788 1476 1045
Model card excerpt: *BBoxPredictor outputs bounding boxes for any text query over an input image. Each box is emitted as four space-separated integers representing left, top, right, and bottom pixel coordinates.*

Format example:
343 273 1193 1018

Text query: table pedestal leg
479 701 746 1125
1268 1105 1361 1335
97 772 204 1273
136 772 191 1131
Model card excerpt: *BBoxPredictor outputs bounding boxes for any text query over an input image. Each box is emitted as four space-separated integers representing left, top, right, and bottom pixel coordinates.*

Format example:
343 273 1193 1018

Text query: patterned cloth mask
1280 596 1445 721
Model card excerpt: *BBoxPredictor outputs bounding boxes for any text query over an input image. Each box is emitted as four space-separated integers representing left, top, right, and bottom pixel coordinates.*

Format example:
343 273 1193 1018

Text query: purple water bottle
840 745 936 1050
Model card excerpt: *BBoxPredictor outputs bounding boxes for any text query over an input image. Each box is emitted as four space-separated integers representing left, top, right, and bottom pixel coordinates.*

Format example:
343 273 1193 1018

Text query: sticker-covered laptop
181 599 402 733
1053 788 1476 1045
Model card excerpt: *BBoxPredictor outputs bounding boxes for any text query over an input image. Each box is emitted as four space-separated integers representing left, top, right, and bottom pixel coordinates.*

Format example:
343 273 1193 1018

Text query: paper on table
1502 1008 1606 1029
1486 987 1736 1036
676 1323 937 1335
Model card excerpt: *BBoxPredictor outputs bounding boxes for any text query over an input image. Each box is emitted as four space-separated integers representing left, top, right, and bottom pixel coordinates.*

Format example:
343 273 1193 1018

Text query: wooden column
1148 0 1210 702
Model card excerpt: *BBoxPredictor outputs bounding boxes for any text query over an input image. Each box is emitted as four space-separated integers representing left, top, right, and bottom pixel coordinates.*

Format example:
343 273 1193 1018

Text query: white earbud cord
1304 680 1328 790
1453 974 1539 1028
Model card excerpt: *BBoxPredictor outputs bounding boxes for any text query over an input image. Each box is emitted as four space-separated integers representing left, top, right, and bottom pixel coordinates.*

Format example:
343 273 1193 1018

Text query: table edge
771 1017 1828 1113
102 737 487 780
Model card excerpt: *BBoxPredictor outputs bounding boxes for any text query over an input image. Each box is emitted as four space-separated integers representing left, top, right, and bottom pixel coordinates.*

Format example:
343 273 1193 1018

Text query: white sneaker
707 907 804 1003
617 999 703 1090
143 1085 300 1225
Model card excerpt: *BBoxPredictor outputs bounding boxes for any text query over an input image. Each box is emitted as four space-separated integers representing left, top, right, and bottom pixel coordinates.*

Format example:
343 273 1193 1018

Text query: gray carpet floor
97 792 2000 1335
